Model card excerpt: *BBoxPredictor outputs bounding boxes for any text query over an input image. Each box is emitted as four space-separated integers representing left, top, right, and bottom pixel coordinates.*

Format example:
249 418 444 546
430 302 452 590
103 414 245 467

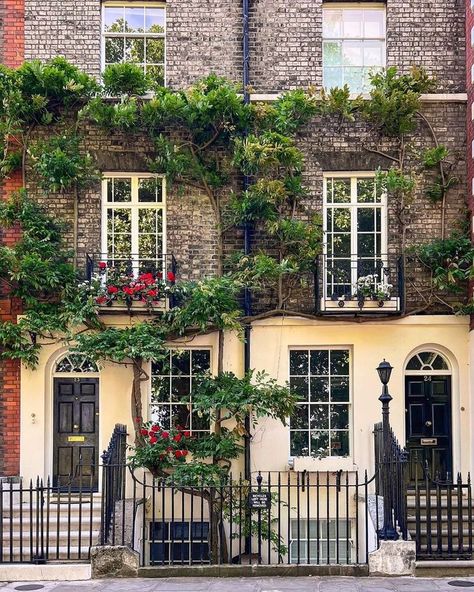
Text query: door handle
425 421 432 427
73 424 79 429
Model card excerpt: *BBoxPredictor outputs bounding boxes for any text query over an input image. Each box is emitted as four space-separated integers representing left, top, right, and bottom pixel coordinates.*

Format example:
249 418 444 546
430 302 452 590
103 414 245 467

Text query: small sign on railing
248 491 271 509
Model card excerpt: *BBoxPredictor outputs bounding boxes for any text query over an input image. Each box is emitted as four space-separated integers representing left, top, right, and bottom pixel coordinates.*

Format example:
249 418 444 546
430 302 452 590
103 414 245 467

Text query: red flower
147 289 158 298
156 272 163 279
166 446 173 452
183 431 191 438
149 436 158 445
107 285 119 294
140 428 149 436
159 454 165 460
96 296 108 305
174 450 183 458
173 433 182 443
181 449 189 457
139 272 155 286
167 271 176 282
134 283 145 292
150 424 161 433
123 286 134 296
161 431 169 439
135 417 141 423
98 261 107 270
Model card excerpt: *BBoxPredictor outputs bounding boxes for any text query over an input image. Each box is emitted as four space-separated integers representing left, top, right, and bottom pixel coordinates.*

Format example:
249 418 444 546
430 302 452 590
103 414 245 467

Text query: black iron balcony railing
315 254 403 314
85 253 177 311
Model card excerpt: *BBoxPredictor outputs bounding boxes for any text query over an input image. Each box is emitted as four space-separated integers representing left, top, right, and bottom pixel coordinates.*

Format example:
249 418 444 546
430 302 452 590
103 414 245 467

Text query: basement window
289 519 353 564
323 4 386 93
149 521 210 564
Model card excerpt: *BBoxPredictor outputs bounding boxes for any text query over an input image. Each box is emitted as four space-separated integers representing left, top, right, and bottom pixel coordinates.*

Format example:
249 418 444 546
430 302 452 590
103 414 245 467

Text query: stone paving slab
1 578 474 592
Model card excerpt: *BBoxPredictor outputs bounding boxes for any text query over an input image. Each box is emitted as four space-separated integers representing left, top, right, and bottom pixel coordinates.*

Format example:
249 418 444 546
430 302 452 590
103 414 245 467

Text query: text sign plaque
248 491 271 510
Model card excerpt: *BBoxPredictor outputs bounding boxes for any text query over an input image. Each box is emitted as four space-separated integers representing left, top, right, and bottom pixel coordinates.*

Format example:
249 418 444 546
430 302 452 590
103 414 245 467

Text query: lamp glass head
377 359 393 385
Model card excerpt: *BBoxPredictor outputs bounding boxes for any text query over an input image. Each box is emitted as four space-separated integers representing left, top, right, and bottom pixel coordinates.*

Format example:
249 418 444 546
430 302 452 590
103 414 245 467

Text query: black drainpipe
242 0 251 484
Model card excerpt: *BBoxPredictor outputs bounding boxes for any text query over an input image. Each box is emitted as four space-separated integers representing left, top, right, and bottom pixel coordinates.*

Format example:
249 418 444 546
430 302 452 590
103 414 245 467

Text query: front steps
1 494 101 562
407 489 474 560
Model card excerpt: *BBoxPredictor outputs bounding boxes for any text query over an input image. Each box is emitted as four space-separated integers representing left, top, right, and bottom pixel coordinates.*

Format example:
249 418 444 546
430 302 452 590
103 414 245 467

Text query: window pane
171 377 191 401
343 10 363 38
147 38 165 64
172 351 190 375
310 405 329 429
191 350 211 373
113 178 132 202
343 42 363 67
151 376 170 403
310 377 329 402
290 350 308 375
357 209 374 232
292 405 309 430
344 68 363 93
311 431 329 456
330 351 349 375
330 405 349 429
124 6 144 32
110 208 131 233
150 405 171 429
105 38 124 63
323 9 342 37
125 37 144 63
332 208 351 232
145 7 165 33
139 177 161 202
364 10 385 37
331 431 349 456
357 178 376 203
358 233 375 257
104 7 124 32
331 377 350 402
364 41 384 67
146 65 165 86
323 41 342 66
332 179 351 203
291 431 309 456
310 350 329 375
323 67 343 90
332 234 351 256
290 376 310 401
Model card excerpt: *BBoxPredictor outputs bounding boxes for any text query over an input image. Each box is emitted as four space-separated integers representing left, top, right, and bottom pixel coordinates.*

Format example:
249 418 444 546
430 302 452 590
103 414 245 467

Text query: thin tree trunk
131 358 144 443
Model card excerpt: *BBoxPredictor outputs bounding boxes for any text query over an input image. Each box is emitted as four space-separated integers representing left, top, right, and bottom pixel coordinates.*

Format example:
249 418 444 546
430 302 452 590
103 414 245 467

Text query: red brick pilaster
467 2 474 331
0 0 24 476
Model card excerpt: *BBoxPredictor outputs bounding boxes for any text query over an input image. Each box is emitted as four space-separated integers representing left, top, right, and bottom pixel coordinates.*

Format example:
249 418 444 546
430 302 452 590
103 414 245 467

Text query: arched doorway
53 353 100 490
405 350 452 481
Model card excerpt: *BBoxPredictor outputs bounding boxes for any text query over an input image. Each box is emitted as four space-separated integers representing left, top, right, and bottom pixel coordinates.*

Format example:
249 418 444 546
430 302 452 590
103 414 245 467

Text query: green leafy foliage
423 145 449 168
30 133 99 192
363 66 435 136
102 63 150 96
416 234 474 294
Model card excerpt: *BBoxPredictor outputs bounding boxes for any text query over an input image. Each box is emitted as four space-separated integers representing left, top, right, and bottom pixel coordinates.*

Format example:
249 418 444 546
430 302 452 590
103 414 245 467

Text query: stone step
0 545 93 562
415 560 474 577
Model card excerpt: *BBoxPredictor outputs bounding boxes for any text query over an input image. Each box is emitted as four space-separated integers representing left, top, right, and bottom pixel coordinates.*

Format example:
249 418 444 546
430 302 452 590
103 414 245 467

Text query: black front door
405 375 452 482
53 378 99 491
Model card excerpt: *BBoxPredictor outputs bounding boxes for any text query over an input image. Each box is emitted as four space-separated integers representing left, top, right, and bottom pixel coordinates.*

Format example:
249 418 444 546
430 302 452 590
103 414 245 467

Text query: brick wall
24 0 101 76
0 0 24 476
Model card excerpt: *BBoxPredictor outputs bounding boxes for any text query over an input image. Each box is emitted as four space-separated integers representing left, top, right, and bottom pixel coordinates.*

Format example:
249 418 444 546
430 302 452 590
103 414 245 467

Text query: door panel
53 378 99 491
405 375 452 482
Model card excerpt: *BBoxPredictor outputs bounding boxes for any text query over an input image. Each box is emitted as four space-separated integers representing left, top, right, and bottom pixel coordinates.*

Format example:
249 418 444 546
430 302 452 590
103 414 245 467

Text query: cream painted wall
19 317 245 484
19 314 471 484
249 315 470 476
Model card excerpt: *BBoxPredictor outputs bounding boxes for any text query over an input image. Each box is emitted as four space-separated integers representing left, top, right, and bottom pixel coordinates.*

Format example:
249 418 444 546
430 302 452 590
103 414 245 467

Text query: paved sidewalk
1 577 474 592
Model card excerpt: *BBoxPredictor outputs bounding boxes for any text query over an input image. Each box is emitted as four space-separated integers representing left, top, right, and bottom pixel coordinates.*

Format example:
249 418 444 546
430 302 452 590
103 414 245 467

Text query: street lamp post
377 359 398 541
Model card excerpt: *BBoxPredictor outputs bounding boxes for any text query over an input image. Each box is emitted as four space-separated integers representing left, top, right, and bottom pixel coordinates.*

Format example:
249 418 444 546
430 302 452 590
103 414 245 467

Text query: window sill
291 456 357 473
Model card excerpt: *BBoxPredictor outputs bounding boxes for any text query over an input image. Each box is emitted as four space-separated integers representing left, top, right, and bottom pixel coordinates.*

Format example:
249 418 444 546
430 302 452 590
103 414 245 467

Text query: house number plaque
68 435 85 442
420 438 437 446
249 492 271 509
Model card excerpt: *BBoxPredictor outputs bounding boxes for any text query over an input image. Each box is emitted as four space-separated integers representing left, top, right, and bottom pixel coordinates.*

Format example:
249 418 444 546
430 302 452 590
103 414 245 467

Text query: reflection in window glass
323 6 386 93
290 349 350 458
150 349 211 435
103 3 166 86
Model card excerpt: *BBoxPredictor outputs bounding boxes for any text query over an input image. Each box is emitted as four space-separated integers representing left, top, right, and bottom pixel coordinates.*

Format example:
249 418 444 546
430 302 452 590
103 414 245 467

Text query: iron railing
104 468 376 567
100 424 128 545
315 254 403 314
374 422 409 540
410 459 473 560
0 465 98 564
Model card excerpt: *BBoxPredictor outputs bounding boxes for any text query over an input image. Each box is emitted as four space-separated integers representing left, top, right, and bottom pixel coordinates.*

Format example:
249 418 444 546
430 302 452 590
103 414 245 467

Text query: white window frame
288 347 352 459
322 3 386 93
289 518 353 564
101 172 167 276
101 1 166 86
322 172 388 300
148 347 213 435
